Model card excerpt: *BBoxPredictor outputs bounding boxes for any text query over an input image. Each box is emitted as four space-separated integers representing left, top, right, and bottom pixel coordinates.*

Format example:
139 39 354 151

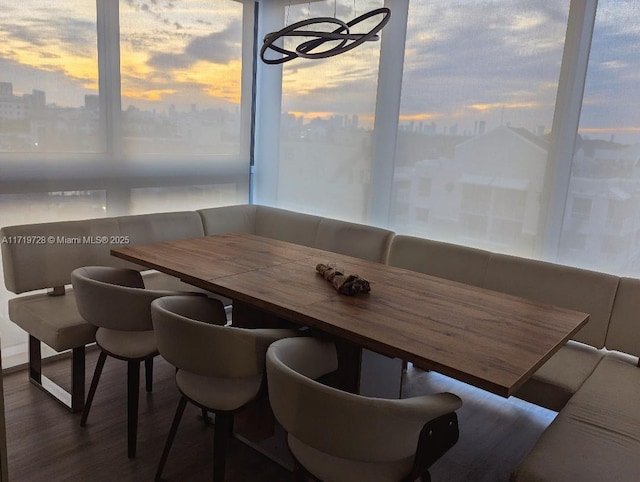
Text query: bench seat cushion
9 292 96 352
513 341 605 412
512 354 640 481
7 271 200 353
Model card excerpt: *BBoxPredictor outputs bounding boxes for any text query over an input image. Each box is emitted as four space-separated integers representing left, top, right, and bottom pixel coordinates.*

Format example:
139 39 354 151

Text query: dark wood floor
2 349 555 481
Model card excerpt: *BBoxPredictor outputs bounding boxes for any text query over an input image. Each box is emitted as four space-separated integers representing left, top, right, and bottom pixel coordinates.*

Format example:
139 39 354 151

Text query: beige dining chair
150 295 299 482
71 266 197 459
266 336 463 482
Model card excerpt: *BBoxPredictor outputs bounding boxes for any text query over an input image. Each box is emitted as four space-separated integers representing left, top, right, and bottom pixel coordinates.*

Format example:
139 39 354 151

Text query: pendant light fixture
260 1 391 65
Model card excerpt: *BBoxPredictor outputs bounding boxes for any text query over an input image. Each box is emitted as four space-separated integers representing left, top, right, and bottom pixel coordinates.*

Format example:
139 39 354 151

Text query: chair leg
127 360 141 458
201 408 213 425
80 351 107 427
145 357 154 393
155 395 188 481
213 412 232 482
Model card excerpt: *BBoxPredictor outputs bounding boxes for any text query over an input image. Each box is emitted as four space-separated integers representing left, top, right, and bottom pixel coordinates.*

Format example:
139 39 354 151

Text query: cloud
124 0 180 28
147 20 242 70
185 20 242 63
1 15 95 55
392 1 570 132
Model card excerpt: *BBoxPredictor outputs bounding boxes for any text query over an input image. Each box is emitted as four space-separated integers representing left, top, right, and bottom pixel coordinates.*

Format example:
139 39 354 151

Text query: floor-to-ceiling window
0 0 253 365
558 0 640 277
257 0 384 222
391 0 570 259
257 0 640 280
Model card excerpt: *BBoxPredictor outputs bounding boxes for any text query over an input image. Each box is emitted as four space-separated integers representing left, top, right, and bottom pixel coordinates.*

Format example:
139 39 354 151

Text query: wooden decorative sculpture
316 263 371 295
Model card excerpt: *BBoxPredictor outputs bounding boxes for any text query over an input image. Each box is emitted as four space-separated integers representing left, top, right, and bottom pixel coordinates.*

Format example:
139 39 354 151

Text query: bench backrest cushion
606 277 640 357
255 205 322 247
198 204 258 235
1 211 204 294
202 205 393 263
2 217 120 293
387 235 490 286
314 218 394 263
117 211 204 246
483 253 619 348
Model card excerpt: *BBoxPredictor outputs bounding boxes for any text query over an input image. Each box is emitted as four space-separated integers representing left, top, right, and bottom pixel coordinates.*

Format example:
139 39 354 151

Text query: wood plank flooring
2 349 555 481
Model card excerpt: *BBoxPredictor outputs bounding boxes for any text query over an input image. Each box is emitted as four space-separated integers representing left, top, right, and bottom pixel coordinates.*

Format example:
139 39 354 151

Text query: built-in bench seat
1 211 208 411
482 252 619 411
511 352 640 481
4 206 640 479
389 235 620 412
388 234 640 481
511 276 640 481
1 205 394 411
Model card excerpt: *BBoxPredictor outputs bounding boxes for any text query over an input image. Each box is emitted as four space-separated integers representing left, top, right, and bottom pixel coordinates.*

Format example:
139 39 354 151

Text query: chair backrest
266 337 462 463
151 295 297 378
71 266 184 332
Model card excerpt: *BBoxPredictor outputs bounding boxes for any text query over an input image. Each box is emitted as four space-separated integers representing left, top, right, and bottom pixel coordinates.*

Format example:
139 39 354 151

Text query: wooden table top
112 233 589 397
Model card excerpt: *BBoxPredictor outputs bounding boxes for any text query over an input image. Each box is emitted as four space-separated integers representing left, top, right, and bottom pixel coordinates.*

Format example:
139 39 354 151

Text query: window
415 207 429 223
490 218 524 246
561 232 587 252
0 0 253 365
119 0 244 157
390 0 568 258
0 1 100 152
493 187 527 220
461 183 492 214
559 0 640 275
462 213 488 239
418 178 432 197
272 0 383 221
1 0 250 180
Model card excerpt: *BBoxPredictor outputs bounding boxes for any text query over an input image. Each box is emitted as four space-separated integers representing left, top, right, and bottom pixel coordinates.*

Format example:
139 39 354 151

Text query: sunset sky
1 0 639 143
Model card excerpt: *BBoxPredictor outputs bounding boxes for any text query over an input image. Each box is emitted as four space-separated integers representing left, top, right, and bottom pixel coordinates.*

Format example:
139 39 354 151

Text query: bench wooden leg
28 335 86 413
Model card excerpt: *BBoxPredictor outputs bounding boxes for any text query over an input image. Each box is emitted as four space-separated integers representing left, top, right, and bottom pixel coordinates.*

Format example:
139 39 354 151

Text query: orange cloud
469 101 542 112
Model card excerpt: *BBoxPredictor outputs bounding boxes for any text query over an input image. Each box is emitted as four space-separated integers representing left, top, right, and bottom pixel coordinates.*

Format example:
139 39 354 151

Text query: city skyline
1 1 640 143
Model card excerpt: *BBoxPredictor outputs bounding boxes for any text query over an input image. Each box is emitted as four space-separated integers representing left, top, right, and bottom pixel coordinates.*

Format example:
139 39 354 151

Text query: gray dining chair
150 295 299 482
266 336 462 482
70 266 198 459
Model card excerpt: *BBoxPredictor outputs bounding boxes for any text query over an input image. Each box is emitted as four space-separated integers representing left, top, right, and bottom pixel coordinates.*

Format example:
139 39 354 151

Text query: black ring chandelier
260 7 391 65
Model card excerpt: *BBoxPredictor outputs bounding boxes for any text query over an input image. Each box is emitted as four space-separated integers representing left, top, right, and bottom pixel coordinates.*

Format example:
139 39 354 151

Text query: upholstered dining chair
150 294 299 482
71 266 198 459
266 337 463 482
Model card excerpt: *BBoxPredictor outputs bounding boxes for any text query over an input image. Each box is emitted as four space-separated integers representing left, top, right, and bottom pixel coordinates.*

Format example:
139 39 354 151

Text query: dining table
111 232 589 399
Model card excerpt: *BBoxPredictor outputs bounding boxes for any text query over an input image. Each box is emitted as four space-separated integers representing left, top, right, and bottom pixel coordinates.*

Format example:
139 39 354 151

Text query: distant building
0 82 45 121
393 126 640 274
85 95 99 111
394 126 548 256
